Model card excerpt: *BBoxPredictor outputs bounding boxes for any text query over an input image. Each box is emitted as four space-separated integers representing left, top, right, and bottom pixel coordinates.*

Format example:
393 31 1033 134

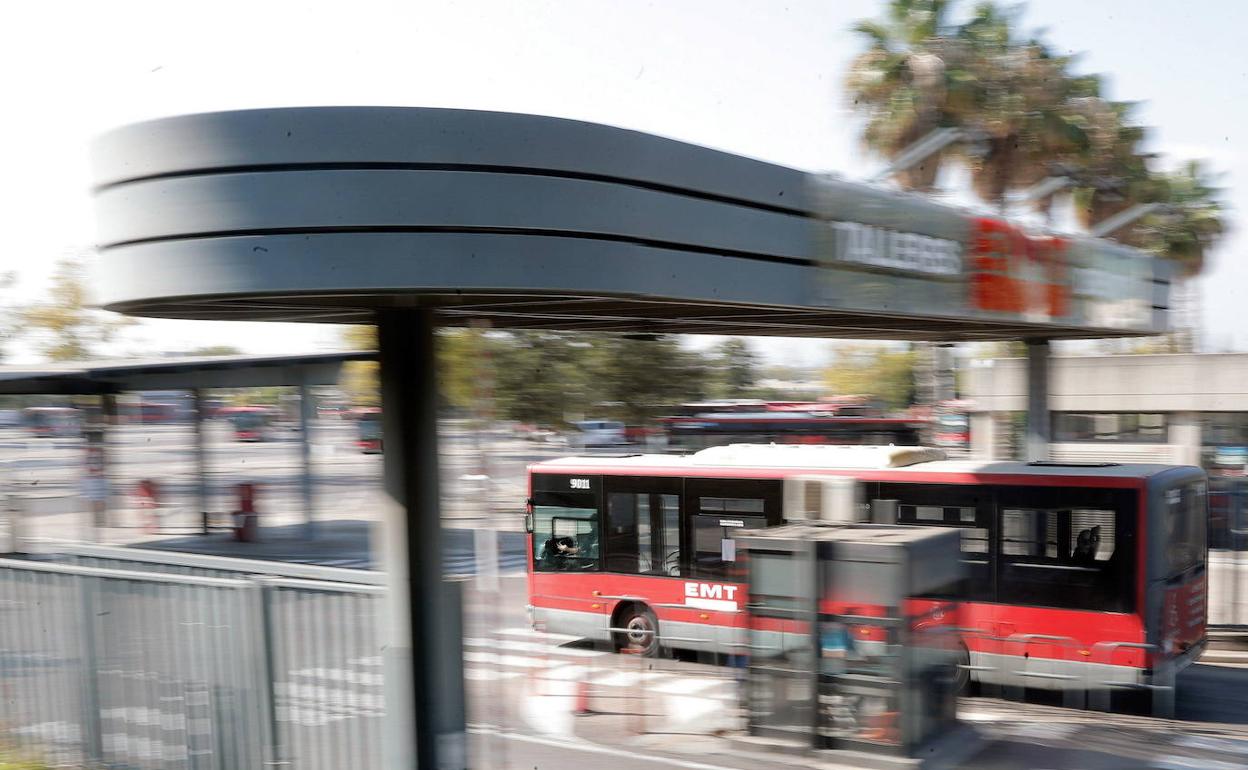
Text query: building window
1052 412 1168 443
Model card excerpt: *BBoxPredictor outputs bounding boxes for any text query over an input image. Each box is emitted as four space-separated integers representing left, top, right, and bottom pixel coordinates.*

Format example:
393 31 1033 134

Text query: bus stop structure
0 351 373 540
89 107 1174 769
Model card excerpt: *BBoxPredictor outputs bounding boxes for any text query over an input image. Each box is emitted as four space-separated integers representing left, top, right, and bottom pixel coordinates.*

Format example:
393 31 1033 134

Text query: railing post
76 575 104 765
248 580 284 768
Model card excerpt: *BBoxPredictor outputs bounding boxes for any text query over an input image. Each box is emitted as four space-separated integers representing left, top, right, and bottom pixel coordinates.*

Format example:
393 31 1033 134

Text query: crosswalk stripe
462 651 556 668
495 627 582 644
649 677 732 696
464 668 524 681
462 637 606 657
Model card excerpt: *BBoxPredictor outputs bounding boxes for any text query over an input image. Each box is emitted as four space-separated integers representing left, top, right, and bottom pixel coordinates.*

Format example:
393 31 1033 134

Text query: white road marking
462 637 606 657
462 651 557 668
1173 734 1248 755
464 668 523 681
1152 757 1248 770
468 725 764 770
649 677 730 696
496 627 582 644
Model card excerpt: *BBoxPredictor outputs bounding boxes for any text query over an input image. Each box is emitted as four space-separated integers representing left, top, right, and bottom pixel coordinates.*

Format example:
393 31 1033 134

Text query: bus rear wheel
613 604 659 658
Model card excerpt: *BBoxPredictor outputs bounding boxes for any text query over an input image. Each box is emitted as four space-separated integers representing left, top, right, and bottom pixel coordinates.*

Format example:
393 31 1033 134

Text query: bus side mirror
524 513 534 533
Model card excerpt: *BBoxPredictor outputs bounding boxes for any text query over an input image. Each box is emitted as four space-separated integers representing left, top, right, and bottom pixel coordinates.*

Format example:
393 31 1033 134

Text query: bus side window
882 482 995 603
995 486 1134 612
661 495 681 576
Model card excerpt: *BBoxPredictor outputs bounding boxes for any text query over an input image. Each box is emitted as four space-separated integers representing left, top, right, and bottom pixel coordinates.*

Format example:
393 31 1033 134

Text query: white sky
2 0 1245 367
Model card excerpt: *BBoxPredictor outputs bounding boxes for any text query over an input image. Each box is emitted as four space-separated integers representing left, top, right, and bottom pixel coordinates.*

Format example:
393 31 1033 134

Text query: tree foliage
19 257 133 362
337 326 716 425
823 346 917 410
846 0 1227 267
709 338 760 398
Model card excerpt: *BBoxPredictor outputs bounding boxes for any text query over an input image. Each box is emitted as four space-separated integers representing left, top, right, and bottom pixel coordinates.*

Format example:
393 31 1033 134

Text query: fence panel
264 577 385 770
0 558 390 769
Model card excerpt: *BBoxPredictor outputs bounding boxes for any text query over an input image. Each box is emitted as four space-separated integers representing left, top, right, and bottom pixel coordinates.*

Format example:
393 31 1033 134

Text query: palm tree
950 5 1103 212
845 0 960 191
1132 161 1227 350
1069 102 1154 231
1135 161 1226 277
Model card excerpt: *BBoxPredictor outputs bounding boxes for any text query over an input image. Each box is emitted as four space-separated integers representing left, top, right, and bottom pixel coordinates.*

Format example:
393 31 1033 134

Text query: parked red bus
526 444 1207 695
931 400 972 448
660 411 925 451
128 402 178 424
220 406 271 442
22 407 81 438
354 407 382 454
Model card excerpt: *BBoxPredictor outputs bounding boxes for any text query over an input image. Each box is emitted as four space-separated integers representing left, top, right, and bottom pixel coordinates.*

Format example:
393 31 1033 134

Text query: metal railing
0 556 386 769
25 539 386 586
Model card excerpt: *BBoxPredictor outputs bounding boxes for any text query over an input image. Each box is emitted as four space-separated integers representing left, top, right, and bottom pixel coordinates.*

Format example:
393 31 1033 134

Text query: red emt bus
526 444 1207 692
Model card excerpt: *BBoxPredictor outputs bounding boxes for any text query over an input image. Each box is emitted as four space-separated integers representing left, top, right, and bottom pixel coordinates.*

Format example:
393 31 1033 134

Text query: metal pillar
192 389 209 535
299 383 316 540
377 307 465 770
1025 339 1051 462
83 394 117 541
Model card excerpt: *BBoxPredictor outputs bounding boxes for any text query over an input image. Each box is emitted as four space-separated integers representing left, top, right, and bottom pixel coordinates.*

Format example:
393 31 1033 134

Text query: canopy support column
1025 339 1051 462
377 307 465 770
193 389 209 535
299 382 316 540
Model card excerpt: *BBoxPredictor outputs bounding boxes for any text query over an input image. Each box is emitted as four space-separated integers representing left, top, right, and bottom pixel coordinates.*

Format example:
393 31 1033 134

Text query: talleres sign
808 175 1168 334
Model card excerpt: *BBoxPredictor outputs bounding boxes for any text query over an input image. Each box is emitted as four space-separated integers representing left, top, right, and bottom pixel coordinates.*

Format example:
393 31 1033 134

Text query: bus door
602 476 683 578
684 478 782 650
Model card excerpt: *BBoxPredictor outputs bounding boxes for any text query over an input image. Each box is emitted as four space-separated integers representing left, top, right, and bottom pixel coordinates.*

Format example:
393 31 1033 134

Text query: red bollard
573 675 593 716
136 479 160 533
233 482 259 542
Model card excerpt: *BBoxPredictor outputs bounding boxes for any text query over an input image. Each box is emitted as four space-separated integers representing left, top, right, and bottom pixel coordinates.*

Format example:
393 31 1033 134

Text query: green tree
492 331 592 426
19 257 132 361
711 338 759 398
823 346 917 410
336 324 494 411
339 325 380 407
846 1 1128 212
591 335 710 424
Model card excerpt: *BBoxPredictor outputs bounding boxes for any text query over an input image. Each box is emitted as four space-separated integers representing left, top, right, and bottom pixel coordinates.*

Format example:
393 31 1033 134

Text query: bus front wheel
613 604 659 658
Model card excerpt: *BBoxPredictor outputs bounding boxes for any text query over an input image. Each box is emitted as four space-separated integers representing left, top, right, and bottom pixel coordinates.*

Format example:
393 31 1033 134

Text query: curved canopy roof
90 107 1170 340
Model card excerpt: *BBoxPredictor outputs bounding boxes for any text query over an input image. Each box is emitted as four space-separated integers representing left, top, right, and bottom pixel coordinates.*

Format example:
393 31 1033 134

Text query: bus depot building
965 351 1248 473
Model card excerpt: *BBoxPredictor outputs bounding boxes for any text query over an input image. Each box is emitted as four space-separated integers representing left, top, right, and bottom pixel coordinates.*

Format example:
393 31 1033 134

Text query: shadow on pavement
134 518 528 574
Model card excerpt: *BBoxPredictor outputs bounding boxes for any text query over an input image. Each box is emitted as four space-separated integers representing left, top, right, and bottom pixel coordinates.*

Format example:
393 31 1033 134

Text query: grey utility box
739 523 964 758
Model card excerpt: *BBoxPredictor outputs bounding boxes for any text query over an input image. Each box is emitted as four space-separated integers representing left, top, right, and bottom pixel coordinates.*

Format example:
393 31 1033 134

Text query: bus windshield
358 418 382 441
232 412 267 430
533 502 600 571
1164 481 1207 576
